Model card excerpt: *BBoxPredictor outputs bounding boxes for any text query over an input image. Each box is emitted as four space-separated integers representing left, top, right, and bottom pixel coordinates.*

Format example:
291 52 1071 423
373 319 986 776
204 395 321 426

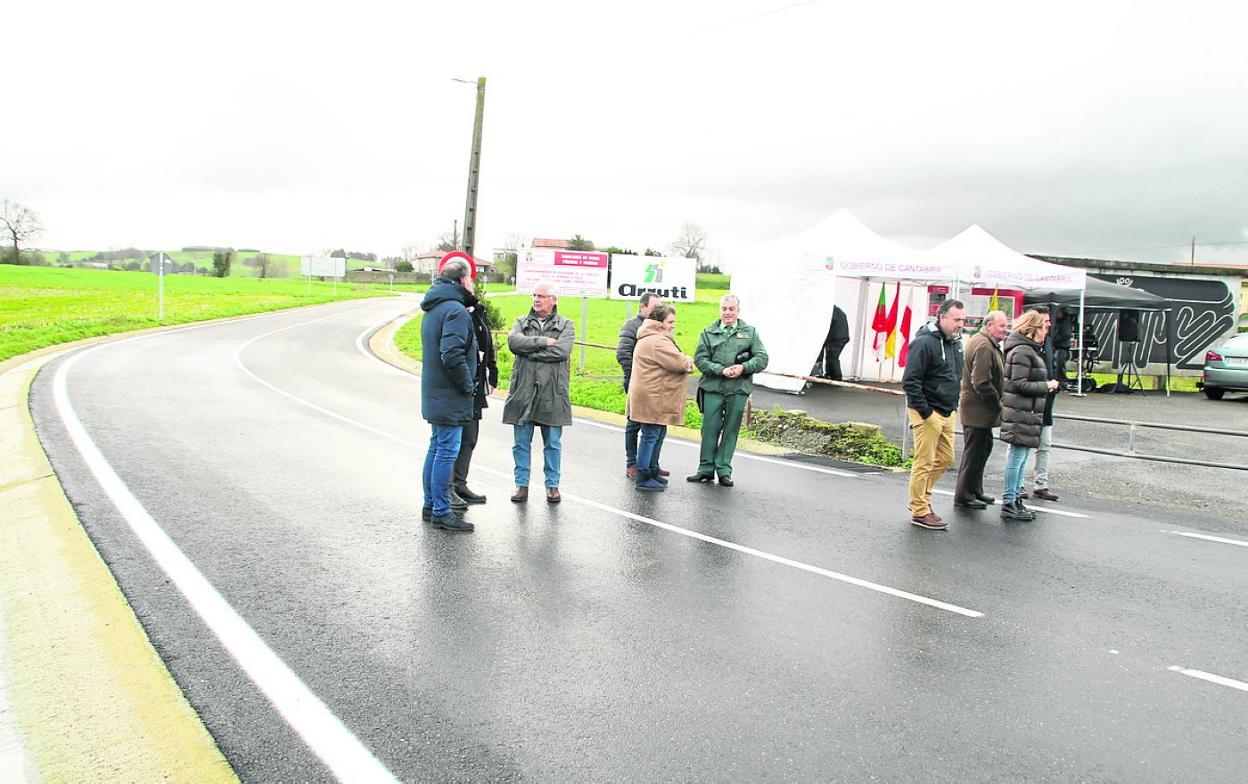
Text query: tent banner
608 255 697 301
828 257 960 281
969 263 1086 289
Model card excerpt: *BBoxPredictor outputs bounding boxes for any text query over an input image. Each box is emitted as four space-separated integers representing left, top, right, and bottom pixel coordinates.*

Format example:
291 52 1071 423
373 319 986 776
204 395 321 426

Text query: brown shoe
910 513 947 530
511 486 528 503
657 468 670 476
1032 488 1059 502
626 466 637 479
546 487 561 503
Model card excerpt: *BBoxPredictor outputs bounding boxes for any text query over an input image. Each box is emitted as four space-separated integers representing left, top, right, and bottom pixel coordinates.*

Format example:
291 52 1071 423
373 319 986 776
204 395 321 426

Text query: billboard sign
515 249 609 297
301 256 346 277
608 255 697 302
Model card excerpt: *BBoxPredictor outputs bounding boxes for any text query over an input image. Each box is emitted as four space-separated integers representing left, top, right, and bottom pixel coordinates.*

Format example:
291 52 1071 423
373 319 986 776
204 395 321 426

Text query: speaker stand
1115 341 1145 394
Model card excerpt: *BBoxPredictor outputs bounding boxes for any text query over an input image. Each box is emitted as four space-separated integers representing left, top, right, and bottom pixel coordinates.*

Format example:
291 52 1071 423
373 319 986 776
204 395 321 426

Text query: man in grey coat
503 281 575 504
616 291 662 479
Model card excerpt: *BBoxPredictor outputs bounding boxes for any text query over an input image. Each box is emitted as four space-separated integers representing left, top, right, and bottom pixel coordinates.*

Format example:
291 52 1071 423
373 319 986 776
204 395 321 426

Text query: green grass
0 265 389 361
1085 371 1200 393
697 272 731 290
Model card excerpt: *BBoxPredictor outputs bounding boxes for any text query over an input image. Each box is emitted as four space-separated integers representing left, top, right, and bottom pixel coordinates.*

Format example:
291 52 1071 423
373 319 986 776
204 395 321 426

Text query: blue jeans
1003 444 1035 503
625 417 642 468
636 424 667 476
422 424 463 516
513 423 562 488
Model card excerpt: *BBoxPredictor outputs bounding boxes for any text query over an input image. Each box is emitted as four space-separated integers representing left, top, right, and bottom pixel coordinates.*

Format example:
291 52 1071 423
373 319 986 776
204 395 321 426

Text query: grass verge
0 265 388 361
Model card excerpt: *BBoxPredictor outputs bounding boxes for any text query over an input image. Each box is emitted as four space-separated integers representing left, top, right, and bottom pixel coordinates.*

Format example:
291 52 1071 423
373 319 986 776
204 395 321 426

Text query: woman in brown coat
999 310 1059 520
627 305 694 491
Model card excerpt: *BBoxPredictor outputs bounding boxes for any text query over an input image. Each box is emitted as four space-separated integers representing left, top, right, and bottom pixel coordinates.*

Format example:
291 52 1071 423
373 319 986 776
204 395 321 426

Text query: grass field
0 265 389 361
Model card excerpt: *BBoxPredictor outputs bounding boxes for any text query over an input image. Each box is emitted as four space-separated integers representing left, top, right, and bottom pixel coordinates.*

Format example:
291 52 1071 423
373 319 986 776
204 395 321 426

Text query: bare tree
1 199 44 265
670 222 709 265
244 253 285 279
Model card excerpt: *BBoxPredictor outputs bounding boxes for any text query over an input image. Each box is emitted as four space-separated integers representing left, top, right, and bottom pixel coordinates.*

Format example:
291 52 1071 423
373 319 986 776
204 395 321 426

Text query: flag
883 282 901 359
988 287 1000 312
898 305 914 366
871 284 889 358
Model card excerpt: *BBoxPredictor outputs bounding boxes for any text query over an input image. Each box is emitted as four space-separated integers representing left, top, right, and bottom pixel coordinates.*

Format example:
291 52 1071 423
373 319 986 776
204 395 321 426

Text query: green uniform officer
688 294 769 487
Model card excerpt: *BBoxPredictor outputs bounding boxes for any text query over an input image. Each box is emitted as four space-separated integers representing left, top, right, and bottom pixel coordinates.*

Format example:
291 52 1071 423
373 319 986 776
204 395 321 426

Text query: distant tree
123 260 141 271
601 246 638 256
670 223 708 264
395 260 414 272
1 199 44 265
566 234 594 251
644 248 663 257
58 251 70 264
245 253 277 278
212 249 232 277
400 243 422 265
435 228 459 252
330 249 347 259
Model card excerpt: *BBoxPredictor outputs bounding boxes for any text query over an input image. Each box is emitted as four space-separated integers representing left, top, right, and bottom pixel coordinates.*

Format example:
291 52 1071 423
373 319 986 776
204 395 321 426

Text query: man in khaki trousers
900 299 966 530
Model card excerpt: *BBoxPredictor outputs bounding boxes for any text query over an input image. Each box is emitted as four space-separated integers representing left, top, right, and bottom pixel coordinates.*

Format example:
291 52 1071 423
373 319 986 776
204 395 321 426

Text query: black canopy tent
1024 277 1173 394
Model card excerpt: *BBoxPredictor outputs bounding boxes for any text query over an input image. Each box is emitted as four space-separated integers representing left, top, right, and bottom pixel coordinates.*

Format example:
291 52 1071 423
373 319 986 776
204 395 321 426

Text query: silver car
1201 332 1248 400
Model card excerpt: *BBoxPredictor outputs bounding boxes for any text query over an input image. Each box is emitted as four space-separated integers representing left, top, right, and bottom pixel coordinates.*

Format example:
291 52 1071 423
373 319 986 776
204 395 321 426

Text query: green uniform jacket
694 318 769 395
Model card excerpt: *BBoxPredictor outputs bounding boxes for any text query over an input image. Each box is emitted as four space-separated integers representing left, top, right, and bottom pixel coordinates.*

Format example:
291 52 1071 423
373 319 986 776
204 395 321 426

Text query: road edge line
0 351 237 783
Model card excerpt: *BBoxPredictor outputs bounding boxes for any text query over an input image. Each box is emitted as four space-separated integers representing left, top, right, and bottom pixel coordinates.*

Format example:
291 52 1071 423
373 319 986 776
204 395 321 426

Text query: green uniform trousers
698 391 748 478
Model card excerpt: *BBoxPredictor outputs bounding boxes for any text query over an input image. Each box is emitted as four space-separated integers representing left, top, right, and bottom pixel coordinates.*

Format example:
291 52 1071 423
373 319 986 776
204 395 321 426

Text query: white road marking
235 316 982 618
573 417 860 478
1164 530 1248 549
55 332 398 782
355 323 414 378
1168 665 1248 693
931 488 1090 519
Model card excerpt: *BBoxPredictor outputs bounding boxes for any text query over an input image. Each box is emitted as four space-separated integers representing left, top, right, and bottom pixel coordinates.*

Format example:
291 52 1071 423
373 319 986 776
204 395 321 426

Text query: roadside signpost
300 255 346 296
515 249 609 371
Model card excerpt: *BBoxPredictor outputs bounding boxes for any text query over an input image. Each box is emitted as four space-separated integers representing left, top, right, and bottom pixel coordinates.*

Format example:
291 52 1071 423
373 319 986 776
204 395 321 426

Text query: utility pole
461 76 486 260
1190 236 1196 266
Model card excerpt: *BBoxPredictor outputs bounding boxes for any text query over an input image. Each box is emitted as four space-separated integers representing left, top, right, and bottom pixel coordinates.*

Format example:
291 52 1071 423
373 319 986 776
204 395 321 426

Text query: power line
1083 239 1248 255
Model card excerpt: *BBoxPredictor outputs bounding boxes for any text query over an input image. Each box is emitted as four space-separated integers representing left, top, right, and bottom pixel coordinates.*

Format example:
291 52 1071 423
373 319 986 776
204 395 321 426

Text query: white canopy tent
731 209 935 391
730 215 1091 391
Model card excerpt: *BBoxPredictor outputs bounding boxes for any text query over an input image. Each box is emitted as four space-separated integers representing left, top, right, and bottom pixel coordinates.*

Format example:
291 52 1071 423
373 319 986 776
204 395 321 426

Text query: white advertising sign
515 248 609 297
301 255 346 277
608 255 697 302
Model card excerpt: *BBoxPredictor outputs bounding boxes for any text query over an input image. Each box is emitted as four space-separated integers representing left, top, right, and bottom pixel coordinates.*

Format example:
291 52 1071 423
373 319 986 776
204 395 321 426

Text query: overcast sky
8 0 1247 266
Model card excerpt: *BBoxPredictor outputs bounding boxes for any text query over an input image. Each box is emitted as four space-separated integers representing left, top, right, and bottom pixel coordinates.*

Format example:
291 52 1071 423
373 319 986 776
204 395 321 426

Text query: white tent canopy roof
921 224 1087 291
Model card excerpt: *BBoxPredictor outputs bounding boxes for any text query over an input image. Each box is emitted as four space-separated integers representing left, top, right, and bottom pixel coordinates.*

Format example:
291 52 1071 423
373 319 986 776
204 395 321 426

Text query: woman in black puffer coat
999 310 1058 520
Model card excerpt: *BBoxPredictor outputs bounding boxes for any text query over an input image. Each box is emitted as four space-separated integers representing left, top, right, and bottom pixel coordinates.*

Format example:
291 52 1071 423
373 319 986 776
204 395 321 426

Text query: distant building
532 238 572 250
414 250 493 277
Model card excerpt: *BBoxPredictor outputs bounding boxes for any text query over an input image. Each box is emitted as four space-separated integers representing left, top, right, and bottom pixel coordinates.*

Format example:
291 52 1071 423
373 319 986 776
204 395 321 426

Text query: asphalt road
29 297 1248 782
749 377 1248 525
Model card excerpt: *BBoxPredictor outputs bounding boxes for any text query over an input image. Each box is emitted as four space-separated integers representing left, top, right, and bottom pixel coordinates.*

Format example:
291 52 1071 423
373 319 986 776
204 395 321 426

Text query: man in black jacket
900 299 965 530
616 292 661 479
449 287 499 508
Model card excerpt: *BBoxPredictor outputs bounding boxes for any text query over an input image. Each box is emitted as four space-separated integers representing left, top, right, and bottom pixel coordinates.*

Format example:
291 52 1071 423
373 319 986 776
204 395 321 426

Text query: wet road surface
29 298 1248 782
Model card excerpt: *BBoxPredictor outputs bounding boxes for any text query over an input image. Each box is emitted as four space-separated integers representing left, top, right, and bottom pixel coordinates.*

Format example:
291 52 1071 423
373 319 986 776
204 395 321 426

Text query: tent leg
1075 289 1087 397
1165 307 1173 397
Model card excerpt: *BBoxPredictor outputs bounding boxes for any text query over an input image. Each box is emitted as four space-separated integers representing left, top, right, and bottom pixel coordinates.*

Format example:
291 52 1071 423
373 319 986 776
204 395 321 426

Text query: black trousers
955 425 994 501
452 418 480 488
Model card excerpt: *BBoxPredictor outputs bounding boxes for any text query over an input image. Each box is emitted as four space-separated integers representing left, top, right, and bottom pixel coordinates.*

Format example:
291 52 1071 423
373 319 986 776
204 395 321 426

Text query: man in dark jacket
617 292 662 479
954 311 1007 509
901 299 965 530
419 259 478 532
449 286 499 508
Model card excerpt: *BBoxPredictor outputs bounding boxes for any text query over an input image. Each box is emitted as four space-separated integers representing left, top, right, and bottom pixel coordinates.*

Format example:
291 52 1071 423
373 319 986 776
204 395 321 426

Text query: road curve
22 296 1248 782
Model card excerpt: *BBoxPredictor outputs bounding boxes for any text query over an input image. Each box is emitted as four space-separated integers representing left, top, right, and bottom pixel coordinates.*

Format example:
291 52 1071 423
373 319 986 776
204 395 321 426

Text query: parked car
1200 333 1248 400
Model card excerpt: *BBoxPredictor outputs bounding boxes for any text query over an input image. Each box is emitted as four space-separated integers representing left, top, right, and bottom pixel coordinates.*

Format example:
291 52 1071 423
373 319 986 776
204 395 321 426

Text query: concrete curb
0 347 236 782
367 312 792 458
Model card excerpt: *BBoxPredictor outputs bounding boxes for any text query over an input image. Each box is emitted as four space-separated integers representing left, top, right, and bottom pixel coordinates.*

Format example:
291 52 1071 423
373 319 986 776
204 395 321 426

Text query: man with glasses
503 282 575 503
